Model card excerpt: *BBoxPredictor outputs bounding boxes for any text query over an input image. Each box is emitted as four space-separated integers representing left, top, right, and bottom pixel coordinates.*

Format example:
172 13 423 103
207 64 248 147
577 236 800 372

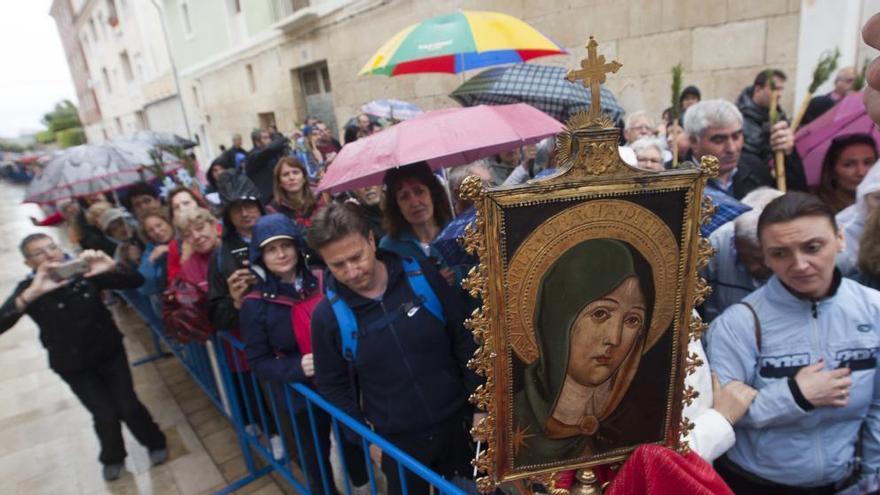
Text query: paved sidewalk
0 183 284 495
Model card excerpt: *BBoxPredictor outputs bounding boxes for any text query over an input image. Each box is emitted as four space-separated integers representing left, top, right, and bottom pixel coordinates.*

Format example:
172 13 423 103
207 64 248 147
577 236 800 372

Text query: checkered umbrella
702 186 751 237
450 64 624 123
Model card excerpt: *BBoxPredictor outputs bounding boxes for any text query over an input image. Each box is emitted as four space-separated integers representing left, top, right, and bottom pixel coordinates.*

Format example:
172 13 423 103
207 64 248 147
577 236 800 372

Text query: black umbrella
450 63 624 123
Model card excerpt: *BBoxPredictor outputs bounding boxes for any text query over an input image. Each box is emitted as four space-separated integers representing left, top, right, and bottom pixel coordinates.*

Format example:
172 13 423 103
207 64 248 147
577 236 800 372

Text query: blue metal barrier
212 330 469 495
134 315 469 495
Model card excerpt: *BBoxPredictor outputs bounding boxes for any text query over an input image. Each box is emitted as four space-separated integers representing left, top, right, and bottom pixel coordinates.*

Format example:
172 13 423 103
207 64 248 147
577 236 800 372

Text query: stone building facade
50 0 102 129
50 0 188 144
58 0 880 165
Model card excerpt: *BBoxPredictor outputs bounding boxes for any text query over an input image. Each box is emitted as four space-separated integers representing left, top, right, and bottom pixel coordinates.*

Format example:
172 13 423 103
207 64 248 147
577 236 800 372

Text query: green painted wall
161 0 233 71
241 0 276 37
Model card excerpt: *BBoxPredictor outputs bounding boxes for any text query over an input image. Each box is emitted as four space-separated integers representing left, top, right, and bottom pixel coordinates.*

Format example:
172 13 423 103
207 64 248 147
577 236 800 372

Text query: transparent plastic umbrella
24 142 183 204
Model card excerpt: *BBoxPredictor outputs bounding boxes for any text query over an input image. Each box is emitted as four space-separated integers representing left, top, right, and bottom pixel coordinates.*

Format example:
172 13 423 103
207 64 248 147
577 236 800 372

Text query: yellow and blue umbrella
359 10 565 76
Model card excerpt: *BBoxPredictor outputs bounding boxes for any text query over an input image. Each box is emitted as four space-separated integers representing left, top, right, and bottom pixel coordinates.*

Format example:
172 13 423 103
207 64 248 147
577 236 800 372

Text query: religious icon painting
459 38 720 492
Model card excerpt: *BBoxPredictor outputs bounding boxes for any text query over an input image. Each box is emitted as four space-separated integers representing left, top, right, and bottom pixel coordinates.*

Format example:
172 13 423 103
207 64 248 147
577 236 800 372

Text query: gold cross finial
566 37 622 118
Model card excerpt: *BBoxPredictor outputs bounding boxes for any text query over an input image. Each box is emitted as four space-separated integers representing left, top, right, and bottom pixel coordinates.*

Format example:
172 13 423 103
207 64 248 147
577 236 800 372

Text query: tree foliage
56 128 86 148
39 100 86 148
42 100 82 133
0 140 27 152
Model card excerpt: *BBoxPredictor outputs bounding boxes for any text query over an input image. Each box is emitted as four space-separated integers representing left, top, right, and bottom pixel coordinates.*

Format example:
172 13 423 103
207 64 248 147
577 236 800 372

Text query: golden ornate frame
459 38 718 495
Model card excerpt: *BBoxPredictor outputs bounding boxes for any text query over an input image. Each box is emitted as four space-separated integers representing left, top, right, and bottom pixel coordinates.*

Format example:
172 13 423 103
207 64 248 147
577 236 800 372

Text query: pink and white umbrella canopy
317 103 563 193
795 92 880 186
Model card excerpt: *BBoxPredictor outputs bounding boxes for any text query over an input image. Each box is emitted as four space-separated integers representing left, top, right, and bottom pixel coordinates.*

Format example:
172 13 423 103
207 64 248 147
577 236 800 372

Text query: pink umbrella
795 91 880 186
316 103 563 193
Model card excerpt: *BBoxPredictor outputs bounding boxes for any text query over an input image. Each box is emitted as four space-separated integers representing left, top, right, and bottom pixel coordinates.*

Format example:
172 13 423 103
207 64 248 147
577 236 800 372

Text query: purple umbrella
795 92 880 186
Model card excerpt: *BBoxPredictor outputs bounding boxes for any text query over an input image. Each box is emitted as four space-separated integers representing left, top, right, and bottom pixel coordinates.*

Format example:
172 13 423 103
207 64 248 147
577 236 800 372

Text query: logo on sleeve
759 353 810 378
835 348 878 371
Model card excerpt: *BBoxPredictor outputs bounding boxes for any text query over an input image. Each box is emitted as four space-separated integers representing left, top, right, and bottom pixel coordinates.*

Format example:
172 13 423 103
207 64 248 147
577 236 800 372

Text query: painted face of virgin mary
566 276 646 387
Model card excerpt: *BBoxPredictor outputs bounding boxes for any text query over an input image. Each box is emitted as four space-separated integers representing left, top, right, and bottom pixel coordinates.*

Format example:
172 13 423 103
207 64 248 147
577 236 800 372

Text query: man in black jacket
801 66 856 127
735 69 807 195
0 234 167 481
245 128 289 204
308 203 480 495
215 133 248 171
207 172 264 331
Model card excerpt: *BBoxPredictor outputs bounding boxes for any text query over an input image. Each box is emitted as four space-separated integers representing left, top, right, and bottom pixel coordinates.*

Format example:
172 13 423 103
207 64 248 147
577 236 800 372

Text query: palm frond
808 48 840 93
670 63 683 121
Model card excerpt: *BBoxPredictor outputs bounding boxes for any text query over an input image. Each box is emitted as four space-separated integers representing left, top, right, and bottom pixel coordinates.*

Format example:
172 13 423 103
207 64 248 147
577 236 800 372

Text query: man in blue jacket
308 202 480 495
709 192 880 494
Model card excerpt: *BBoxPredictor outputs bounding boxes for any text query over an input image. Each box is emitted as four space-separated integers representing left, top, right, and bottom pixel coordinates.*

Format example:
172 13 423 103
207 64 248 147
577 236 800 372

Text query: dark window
321 65 332 92
302 69 320 96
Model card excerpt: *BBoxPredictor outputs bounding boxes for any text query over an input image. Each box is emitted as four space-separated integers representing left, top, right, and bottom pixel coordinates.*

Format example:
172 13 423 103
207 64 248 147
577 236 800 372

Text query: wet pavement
0 182 283 495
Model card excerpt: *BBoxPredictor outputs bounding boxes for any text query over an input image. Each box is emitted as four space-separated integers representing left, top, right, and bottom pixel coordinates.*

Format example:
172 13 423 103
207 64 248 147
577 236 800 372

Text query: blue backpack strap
401 257 446 325
327 287 359 361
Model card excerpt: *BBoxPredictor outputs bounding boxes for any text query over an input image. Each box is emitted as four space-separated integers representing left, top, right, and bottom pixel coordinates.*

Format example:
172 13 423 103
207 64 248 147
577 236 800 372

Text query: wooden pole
770 90 787 192
790 91 813 133
670 121 681 168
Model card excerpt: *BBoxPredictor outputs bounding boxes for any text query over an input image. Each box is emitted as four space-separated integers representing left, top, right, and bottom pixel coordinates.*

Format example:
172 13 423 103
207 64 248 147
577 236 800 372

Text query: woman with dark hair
380 161 456 284
205 159 227 194
267 156 324 229
817 133 878 213
343 125 359 145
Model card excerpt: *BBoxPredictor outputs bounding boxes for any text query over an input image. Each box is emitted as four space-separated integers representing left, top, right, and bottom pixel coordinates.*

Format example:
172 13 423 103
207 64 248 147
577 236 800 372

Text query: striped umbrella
359 10 565 76
450 64 624 123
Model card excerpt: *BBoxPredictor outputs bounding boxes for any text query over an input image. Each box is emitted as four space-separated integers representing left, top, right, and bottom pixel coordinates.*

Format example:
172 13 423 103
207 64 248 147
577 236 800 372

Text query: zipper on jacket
380 300 437 425
808 312 824 484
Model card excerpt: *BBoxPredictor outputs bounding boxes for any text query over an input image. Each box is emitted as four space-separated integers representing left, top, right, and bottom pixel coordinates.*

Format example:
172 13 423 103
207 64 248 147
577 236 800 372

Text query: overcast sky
0 0 77 138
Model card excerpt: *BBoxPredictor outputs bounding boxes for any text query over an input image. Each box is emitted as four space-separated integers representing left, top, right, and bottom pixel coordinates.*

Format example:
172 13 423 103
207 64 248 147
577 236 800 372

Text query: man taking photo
0 234 167 481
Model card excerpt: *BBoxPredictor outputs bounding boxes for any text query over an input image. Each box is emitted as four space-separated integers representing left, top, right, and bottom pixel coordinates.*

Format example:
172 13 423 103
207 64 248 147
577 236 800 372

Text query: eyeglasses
638 158 663 164
26 243 61 258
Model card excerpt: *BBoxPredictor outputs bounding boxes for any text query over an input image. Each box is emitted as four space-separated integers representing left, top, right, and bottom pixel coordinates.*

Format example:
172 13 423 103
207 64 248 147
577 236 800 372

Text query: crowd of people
5 59 880 495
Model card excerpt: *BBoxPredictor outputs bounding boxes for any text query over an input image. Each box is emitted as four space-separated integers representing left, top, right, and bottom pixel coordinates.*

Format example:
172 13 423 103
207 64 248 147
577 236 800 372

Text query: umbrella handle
440 167 457 215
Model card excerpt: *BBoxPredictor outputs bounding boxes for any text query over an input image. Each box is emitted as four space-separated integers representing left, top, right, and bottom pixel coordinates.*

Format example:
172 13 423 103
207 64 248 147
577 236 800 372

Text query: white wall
794 0 877 112
144 96 187 136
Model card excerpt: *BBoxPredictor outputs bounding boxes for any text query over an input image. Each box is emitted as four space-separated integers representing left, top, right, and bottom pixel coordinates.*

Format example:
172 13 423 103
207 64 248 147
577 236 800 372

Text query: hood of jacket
248 213 316 295
736 86 769 125
249 214 307 266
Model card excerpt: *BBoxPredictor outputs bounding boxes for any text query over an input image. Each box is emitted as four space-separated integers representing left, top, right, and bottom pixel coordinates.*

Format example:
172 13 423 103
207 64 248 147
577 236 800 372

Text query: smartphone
49 259 89 281
231 247 250 269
